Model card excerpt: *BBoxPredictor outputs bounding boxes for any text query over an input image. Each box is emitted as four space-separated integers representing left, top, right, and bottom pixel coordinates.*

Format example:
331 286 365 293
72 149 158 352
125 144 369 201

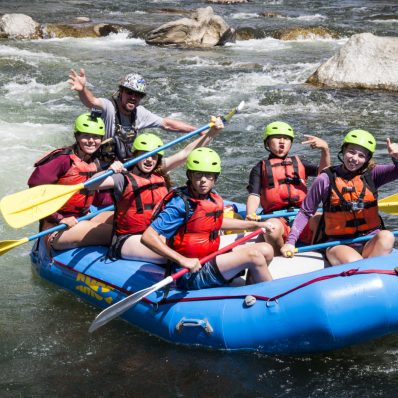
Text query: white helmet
119 73 147 96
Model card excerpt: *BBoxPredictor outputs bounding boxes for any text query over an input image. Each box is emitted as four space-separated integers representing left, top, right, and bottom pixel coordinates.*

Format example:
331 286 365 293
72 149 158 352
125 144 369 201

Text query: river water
1 0 398 396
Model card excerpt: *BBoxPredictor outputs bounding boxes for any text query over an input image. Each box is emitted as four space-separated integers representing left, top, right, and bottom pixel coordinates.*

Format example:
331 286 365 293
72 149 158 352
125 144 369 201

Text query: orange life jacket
260 156 307 213
323 167 380 238
156 188 224 258
34 147 100 216
114 173 167 235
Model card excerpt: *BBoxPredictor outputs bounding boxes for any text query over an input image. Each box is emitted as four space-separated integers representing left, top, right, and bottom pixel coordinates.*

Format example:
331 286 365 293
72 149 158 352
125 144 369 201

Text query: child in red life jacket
27 113 113 250
141 147 275 290
246 121 330 254
87 118 224 263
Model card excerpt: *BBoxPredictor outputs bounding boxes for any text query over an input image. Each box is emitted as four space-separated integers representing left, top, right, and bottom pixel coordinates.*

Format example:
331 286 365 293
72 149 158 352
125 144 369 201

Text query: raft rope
52 257 398 306
157 267 398 305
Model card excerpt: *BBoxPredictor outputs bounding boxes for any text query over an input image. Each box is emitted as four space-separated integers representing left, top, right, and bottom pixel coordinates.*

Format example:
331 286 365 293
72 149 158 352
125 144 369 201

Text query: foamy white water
1 1 398 398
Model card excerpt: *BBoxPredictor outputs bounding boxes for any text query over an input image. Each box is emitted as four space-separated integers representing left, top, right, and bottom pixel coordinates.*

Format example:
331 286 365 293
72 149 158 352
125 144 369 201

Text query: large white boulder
0 13 41 39
307 33 398 91
145 6 234 47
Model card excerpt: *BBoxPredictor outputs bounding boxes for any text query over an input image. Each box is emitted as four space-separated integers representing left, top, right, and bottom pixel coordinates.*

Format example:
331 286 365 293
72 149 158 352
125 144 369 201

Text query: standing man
68 68 196 162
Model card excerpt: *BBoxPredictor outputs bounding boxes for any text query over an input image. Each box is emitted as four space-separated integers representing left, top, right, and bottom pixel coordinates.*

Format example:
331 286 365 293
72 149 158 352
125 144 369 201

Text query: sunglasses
191 172 217 180
122 88 145 97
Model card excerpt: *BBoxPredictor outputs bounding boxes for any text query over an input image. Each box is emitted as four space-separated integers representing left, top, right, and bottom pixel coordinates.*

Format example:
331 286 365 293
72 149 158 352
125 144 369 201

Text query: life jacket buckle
342 186 355 193
209 230 219 241
284 177 293 184
348 201 364 211
284 176 301 185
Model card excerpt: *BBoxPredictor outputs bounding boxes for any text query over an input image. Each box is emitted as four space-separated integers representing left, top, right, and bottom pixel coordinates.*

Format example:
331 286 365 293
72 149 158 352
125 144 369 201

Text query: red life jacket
114 173 168 235
260 156 307 213
34 147 73 167
34 147 100 216
156 188 224 258
323 167 381 238
57 153 100 215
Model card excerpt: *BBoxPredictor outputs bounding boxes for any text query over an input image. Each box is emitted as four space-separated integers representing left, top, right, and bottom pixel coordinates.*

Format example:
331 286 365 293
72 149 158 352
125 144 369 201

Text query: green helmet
74 113 105 136
186 147 221 173
263 121 294 141
342 129 376 154
132 133 164 155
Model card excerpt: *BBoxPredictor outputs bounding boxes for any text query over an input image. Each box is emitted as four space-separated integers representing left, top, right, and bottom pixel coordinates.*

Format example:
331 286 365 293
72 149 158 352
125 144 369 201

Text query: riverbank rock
259 12 284 18
146 8 193 15
0 14 42 39
145 6 235 47
307 33 398 91
0 13 124 39
235 27 264 40
43 23 120 38
272 26 340 40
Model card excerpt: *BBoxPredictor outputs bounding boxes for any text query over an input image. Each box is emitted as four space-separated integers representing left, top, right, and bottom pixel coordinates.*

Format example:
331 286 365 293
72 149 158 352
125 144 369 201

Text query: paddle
378 192 398 215
1 102 245 229
256 208 323 221
88 227 264 333
256 190 398 221
0 205 115 256
288 229 398 255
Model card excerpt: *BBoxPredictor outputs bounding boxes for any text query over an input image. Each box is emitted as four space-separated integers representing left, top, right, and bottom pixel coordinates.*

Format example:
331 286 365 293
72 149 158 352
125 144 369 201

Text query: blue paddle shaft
28 205 115 242
258 208 323 220
298 229 398 252
80 101 244 190
81 124 211 188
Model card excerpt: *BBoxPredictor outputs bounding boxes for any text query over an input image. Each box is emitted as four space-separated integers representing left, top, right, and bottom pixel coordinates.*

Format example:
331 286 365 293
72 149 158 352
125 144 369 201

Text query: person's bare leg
90 211 114 225
261 218 285 254
121 235 168 264
52 221 112 250
362 230 395 258
216 242 273 283
325 245 362 266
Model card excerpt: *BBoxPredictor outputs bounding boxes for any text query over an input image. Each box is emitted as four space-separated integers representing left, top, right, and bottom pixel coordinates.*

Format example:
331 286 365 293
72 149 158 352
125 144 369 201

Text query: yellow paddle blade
378 193 398 215
0 237 29 256
0 183 84 228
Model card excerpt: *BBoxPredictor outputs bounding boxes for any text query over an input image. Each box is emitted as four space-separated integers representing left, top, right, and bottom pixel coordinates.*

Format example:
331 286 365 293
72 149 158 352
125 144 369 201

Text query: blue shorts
177 259 228 290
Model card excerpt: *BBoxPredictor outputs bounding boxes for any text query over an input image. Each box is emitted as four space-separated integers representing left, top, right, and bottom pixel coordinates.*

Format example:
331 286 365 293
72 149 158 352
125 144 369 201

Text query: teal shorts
176 259 227 290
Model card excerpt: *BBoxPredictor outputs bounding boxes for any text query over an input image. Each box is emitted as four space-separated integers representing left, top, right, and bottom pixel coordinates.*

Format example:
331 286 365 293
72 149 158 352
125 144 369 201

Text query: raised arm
68 68 103 110
387 137 398 161
302 134 330 174
162 117 224 173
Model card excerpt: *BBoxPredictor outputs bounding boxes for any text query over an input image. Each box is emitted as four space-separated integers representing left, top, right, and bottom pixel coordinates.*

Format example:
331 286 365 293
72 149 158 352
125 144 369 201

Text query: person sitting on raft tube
141 147 275 290
245 121 330 254
280 130 398 265
87 118 224 263
27 112 114 250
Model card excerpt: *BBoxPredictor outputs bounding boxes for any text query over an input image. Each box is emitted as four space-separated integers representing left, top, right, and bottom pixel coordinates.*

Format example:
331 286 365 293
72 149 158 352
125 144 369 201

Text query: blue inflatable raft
30 232 398 355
